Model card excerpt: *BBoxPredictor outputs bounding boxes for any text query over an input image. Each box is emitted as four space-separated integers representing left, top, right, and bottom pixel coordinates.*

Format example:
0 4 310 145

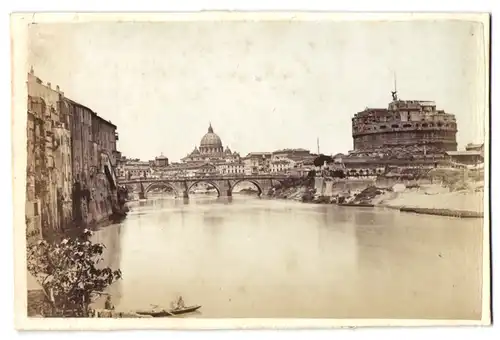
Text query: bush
27 229 122 317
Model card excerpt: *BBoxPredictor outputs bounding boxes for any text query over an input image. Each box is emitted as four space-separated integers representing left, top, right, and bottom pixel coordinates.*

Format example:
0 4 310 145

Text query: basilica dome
200 123 223 149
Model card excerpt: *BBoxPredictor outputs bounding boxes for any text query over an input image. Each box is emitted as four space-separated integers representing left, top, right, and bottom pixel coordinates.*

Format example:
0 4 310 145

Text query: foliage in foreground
27 229 122 317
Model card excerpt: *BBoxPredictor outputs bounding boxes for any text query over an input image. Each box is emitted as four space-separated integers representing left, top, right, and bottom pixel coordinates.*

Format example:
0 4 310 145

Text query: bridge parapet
119 174 298 199
118 174 297 185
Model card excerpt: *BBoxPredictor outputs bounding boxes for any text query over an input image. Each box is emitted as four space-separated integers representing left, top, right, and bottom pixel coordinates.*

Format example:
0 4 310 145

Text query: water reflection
352 210 483 319
93 196 483 320
91 224 123 307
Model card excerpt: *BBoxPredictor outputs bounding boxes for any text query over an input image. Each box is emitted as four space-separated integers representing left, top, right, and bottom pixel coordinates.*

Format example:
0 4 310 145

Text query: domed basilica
181 123 240 164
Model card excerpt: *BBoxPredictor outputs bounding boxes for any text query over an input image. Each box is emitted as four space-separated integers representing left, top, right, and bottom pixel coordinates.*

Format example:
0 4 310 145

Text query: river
91 193 484 320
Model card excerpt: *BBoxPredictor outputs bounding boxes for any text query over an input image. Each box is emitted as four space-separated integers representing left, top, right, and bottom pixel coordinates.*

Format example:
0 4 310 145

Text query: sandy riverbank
268 176 485 217
377 184 484 214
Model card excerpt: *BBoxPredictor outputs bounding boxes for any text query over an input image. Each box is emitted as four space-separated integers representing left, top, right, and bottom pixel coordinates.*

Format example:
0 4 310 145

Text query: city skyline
16 13 489 327
27 20 486 162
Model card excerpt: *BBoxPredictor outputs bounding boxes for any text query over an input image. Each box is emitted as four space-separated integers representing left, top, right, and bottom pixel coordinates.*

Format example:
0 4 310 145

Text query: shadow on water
203 214 225 226
187 196 234 206
90 222 124 309
202 212 226 238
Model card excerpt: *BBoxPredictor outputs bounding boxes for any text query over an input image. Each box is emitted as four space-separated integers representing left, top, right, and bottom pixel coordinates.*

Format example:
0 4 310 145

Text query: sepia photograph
11 12 490 329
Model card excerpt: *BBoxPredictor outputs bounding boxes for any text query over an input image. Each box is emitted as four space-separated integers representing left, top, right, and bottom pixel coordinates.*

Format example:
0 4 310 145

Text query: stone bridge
118 174 297 198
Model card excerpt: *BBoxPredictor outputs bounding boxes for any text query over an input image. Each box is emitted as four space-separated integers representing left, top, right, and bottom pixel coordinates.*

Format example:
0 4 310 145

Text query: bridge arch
144 182 180 197
187 180 222 197
231 179 266 196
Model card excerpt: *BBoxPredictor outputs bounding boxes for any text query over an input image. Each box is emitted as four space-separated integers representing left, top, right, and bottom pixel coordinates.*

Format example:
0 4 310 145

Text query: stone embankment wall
299 174 483 216
27 294 150 318
313 177 435 197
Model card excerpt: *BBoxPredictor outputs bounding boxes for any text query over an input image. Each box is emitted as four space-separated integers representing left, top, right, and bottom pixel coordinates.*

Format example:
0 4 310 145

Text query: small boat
136 305 202 317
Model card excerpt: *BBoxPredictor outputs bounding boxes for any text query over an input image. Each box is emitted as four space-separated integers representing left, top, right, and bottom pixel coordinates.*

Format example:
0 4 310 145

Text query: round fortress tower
351 91 458 154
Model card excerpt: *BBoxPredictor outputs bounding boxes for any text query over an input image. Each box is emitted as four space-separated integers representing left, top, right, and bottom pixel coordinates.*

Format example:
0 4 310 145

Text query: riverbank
267 176 315 201
27 207 129 317
267 176 485 218
377 184 484 214
43 207 129 243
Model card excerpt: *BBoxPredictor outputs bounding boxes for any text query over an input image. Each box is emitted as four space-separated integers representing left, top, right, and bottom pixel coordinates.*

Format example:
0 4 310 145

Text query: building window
33 202 39 216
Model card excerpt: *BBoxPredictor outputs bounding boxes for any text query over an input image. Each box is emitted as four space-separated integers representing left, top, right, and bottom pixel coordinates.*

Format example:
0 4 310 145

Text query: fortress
350 91 457 158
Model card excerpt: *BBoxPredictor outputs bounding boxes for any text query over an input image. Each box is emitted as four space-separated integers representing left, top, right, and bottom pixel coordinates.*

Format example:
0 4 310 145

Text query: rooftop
394 100 436 105
272 148 310 154
29 68 117 129
446 151 483 157
124 161 150 166
246 152 272 156
63 98 117 129
272 160 294 165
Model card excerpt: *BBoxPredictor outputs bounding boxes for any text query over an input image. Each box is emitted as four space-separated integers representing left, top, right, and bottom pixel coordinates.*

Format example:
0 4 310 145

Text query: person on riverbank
104 296 115 310
176 296 185 309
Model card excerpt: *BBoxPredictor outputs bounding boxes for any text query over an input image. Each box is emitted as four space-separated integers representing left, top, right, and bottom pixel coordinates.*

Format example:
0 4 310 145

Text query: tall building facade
26 68 122 243
26 68 73 241
63 98 121 226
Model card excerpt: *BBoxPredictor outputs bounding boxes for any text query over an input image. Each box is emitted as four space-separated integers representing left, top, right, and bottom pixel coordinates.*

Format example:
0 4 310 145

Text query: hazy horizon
27 19 487 162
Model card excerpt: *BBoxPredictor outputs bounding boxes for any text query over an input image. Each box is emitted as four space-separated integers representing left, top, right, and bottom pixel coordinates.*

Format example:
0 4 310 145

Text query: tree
27 229 122 317
331 169 346 178
313 154 334 167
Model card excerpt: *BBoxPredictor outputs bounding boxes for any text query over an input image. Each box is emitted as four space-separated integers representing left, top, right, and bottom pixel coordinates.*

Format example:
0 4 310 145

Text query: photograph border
11 11 491 330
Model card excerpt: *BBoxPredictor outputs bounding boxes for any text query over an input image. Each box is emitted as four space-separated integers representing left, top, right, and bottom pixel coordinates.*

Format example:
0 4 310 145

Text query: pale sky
27 19 487 162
